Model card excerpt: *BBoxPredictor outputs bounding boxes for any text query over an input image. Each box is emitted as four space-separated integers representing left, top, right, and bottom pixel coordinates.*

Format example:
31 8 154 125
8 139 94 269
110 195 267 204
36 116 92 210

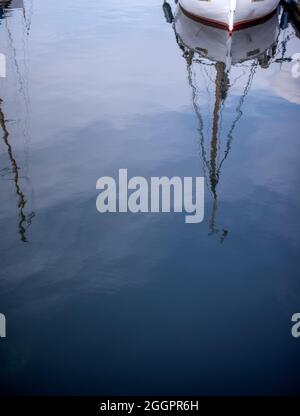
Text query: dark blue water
0 0 299 395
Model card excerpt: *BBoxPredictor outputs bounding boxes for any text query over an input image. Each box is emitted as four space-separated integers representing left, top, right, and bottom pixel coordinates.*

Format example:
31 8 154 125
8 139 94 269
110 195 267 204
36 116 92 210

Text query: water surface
0 0 299 395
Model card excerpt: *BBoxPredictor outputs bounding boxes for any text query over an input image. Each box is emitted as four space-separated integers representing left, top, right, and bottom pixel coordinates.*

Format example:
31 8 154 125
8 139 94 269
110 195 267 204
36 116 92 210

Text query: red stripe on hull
180 5 278 32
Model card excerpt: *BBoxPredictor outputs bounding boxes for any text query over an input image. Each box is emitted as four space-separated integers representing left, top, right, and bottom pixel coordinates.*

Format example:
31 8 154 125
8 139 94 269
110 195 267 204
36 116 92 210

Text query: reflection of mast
166 3 281 242
175 34 256 242
0 0 34 241
210 62 229 198
0 99 29 242
185 53 230 240
209 62 228 236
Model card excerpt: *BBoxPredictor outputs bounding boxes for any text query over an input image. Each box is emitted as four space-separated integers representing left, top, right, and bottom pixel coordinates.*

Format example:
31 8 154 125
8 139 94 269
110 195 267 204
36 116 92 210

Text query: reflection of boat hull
0 0 23 8
283 0 300 35
179 0 280 31
0 0 23 22
175 8 279 65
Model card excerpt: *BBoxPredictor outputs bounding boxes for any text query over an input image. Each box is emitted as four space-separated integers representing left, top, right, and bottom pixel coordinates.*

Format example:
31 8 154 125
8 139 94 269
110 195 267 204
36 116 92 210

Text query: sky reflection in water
0 0 299 395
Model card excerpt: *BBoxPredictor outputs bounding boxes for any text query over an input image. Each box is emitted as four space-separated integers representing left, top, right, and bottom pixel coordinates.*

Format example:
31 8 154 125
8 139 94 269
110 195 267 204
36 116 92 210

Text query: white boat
179 0 280 31
174 6 279 67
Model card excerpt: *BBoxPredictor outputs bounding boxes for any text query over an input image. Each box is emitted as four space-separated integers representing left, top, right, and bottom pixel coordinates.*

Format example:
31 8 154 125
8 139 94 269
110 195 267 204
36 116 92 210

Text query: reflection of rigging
0 0 35 242
0 99 31 242
163 1 288 242
180 51 233 240
218 61 258 175
183 50 231 239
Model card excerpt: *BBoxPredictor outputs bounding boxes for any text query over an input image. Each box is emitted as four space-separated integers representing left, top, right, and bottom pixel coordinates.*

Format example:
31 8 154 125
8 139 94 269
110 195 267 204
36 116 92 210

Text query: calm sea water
0 0 299 395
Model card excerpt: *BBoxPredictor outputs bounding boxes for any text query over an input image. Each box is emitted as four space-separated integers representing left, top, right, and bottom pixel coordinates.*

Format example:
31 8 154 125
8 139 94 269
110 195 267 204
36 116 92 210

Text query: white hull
179 0 280 31
175 8 279 65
